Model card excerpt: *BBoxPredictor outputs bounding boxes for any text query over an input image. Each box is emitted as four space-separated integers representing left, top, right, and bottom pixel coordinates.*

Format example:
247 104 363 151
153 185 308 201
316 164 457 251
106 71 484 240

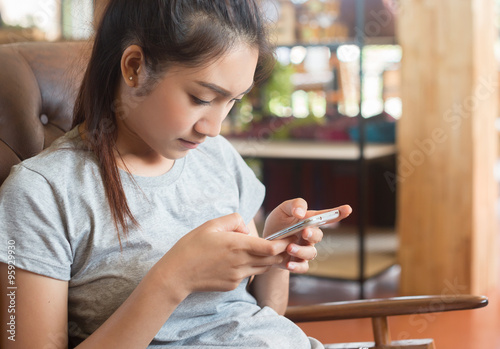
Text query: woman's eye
191 95 211 106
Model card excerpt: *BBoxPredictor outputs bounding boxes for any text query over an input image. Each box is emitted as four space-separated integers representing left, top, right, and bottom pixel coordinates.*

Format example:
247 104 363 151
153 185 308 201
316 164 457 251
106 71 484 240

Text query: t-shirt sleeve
0 164 72 280
217 137 266 224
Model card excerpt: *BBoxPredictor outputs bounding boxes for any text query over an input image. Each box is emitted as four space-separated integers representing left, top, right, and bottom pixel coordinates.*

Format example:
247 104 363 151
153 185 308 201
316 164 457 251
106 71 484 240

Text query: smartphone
265 210 340 241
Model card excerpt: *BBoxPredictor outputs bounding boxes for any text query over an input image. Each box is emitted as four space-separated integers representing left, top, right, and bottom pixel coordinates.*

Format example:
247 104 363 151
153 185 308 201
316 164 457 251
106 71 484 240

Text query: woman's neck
78 122 175 177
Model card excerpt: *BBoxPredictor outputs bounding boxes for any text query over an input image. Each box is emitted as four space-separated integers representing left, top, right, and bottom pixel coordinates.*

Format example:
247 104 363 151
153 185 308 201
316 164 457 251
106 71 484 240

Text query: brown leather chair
0 41 488 349
0 41 89 184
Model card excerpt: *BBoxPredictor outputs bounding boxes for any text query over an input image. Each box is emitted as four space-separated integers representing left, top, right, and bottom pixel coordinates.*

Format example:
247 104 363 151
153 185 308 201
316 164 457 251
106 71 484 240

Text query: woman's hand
263 198 352 273
155 213 290 297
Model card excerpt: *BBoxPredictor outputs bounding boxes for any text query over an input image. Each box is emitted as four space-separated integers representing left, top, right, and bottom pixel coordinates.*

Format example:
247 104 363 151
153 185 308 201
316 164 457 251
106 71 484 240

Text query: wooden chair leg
371 316 435 349
372 316 391 346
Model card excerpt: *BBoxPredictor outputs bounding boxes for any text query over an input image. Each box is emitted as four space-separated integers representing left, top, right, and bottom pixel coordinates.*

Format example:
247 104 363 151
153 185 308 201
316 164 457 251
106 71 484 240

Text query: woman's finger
287 244 318 261
278 198 308 219
286 260 310 273
300 227 323 244
303 205 353 221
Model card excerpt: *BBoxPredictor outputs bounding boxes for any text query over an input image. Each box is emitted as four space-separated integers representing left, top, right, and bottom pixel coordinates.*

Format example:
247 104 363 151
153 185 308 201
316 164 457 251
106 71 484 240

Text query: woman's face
115 44 259 166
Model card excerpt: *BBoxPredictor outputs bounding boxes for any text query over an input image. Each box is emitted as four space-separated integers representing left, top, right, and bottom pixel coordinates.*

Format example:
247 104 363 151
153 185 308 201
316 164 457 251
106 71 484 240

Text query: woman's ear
121 45 144 87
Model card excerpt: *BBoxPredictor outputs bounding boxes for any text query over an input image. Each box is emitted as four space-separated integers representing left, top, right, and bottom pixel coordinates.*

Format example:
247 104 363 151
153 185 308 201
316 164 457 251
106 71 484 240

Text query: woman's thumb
283 198 308 219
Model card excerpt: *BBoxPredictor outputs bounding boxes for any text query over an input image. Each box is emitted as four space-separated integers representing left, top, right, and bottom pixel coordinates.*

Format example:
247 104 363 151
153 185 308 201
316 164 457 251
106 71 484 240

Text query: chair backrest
0 41 89 185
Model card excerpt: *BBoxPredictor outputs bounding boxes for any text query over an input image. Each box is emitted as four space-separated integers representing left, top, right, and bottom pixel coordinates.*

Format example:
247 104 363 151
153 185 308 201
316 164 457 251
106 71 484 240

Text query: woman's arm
0 262 186 349
1 264 69 349
247 220 290 315
1 213 288 349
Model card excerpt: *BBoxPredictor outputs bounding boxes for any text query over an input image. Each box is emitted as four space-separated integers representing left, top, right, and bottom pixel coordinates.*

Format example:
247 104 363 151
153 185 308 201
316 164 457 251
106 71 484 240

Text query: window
0 0 94 42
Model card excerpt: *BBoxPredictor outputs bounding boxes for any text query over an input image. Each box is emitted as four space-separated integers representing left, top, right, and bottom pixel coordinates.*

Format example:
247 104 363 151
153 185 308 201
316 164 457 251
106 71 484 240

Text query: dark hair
72 0 275 244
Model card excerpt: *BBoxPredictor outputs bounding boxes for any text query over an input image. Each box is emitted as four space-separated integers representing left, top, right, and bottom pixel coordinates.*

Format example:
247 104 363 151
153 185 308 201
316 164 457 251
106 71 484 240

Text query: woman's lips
179 139 201 150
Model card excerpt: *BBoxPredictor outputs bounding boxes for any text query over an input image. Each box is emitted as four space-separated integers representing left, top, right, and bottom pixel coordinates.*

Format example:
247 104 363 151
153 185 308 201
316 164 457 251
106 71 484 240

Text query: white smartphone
265 210 340 241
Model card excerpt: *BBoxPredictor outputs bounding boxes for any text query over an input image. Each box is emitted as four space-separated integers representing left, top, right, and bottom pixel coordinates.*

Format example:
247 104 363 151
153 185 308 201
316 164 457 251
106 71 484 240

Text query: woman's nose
195 107 229 137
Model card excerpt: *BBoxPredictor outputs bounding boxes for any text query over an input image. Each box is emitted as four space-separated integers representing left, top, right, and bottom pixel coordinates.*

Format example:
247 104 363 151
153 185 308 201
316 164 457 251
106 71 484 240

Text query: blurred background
1 0 498 301
1 1 499 345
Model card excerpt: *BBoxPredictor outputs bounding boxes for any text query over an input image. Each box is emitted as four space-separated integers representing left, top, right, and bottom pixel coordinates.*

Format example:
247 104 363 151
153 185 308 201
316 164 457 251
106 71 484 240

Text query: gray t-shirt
0 127 323 348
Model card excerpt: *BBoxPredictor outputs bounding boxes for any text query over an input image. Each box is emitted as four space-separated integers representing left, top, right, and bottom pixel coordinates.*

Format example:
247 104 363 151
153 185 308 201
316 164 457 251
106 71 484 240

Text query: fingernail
295 208 305 217
290 245 299 254
287 262 296 271
306 230 313 239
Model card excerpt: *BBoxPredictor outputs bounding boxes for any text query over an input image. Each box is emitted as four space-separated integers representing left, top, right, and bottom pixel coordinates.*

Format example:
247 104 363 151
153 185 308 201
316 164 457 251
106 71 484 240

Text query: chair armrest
285 295 488 323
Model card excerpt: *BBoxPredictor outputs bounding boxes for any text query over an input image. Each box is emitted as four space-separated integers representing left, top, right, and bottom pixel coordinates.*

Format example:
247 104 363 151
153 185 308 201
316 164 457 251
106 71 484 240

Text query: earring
129 76 133 81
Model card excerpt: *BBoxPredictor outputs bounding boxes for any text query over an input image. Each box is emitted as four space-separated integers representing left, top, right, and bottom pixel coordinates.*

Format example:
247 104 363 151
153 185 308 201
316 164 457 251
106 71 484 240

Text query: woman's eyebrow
196 81 254 98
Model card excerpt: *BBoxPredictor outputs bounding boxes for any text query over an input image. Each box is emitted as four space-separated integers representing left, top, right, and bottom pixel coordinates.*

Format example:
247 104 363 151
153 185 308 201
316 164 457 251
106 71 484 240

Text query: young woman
0 1 351 348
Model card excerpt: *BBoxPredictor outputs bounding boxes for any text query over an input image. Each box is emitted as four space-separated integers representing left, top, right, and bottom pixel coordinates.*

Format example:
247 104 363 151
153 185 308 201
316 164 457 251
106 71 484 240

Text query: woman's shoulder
5 128 97 189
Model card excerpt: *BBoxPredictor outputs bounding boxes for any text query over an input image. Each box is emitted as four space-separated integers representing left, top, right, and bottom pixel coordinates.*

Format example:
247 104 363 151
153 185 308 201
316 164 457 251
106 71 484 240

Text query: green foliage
261 62 295 117
237 61 295 121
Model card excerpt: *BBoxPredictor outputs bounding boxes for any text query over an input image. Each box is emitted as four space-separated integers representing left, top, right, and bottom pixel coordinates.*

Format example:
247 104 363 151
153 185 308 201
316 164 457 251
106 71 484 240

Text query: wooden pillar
396 0 498 295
